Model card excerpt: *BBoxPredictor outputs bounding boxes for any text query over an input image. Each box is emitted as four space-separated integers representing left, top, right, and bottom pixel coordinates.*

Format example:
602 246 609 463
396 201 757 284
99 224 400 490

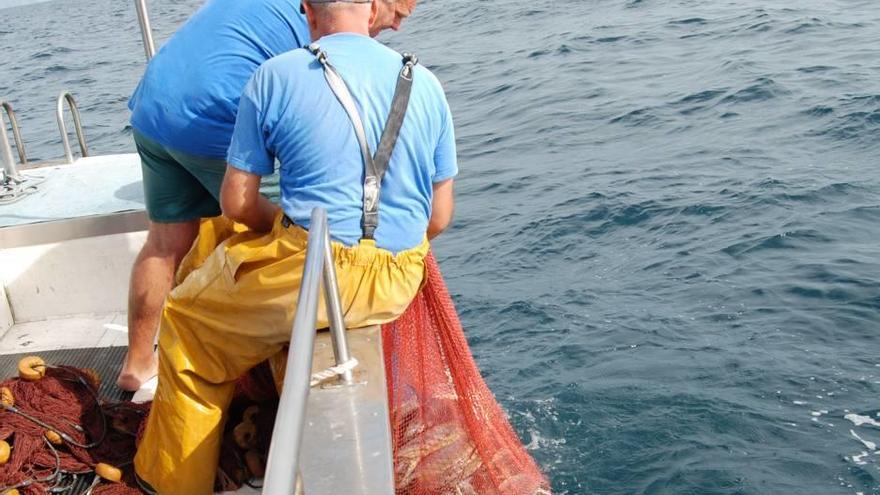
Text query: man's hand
220 165 279 233
427 178 454 239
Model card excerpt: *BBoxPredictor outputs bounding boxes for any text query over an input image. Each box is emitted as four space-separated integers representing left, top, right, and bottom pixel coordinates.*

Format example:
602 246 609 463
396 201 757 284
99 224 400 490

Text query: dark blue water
2 1 880 493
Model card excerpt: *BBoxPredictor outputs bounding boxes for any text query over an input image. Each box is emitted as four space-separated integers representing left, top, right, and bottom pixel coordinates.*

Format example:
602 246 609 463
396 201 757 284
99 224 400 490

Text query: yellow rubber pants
134 214 428 494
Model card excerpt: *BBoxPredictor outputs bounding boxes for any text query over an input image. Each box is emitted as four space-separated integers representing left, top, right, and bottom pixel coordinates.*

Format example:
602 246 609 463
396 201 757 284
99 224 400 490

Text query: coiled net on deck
0 366 149 495
0 253 548 494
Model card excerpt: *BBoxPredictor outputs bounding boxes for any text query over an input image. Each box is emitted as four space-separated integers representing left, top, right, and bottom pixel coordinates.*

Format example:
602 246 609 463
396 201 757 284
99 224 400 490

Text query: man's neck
312 20 370 40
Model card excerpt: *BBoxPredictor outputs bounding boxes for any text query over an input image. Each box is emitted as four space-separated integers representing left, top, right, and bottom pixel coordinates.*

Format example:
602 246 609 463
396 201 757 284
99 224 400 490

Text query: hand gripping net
383 254 550 495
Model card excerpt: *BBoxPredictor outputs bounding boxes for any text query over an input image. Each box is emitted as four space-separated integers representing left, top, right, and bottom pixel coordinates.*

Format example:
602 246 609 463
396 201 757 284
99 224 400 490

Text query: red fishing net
383 253 550 495
0 253 549 494
0 362 272 494
0 364 148 495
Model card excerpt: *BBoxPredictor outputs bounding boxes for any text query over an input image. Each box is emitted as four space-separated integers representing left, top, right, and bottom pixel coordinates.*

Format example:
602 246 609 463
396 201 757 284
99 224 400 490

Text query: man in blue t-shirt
134 1 455 492
119 0 418 392
224 36 456 252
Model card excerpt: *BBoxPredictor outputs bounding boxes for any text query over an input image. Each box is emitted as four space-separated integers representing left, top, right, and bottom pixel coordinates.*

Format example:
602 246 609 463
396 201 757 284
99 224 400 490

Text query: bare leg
116 220 201 391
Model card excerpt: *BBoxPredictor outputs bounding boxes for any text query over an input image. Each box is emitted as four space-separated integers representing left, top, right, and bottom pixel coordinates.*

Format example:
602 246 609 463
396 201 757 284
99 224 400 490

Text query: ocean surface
2 0 880 493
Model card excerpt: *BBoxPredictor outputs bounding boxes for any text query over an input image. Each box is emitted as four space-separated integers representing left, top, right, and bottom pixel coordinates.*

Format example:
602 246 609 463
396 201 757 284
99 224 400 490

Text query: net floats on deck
95 462 123 483
18 356 46 381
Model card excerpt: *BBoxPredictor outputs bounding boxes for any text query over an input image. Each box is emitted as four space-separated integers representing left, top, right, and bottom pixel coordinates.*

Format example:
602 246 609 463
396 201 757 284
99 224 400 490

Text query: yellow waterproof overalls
134 47 425 494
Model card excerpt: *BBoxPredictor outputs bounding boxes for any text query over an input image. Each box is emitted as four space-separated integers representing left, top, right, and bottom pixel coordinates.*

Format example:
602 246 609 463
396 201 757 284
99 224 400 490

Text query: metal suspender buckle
308 43 328 65
363 176 379 213
362 176 380 239
401 52 418 80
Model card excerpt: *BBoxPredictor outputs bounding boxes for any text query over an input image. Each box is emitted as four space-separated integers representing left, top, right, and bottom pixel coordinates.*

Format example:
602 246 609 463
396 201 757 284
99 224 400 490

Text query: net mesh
383 253 550 495
0 253 549 494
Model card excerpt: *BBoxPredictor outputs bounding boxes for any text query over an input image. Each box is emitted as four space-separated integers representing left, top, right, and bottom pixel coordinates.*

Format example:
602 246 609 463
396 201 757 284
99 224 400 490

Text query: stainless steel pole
135 0 156 61
322 226 354 383
1 101 26 167
55 93 73 164
56 92 89 164
0 110 15 181
263 208 328 495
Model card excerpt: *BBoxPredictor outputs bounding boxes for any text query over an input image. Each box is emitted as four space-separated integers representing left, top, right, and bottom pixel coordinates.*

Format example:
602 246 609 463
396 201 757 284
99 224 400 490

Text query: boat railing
135 0 156 62
56 91 89 164
263 207 358 495
0 100 27 182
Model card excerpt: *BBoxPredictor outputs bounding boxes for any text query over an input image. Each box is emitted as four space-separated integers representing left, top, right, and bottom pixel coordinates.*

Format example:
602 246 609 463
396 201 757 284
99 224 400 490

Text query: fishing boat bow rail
265 207 353 494
1 90 90 206
0 100 27 177
56 91 89 164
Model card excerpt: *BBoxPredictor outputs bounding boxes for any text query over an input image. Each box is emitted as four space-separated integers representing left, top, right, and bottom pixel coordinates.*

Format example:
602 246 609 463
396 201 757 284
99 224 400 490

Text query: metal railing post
135 0 156 61
322 227 354 383
0 112 14 183
263 209 329 495
56 91 89 164
1 101 27 179
263 208 360 493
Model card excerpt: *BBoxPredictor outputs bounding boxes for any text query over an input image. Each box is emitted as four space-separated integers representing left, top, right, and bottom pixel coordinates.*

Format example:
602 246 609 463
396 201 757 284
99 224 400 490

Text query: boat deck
1 154 147 250
0 313 393 495
0 311 127 355
0 154 143 229
0 340 263 495
0 152 394 494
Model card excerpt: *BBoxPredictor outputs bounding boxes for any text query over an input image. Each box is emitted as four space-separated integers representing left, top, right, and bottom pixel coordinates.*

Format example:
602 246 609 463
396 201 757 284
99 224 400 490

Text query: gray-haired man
119 0 417 392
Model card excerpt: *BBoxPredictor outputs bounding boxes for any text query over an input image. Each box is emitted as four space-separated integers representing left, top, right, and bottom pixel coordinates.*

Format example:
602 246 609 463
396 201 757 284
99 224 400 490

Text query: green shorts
134 130 226 223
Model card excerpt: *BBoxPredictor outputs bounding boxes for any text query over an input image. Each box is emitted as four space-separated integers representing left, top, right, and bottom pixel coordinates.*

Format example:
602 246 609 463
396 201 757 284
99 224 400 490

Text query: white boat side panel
0 285 12 335
0 311 126 355
0 231 145 322
0 154 144 228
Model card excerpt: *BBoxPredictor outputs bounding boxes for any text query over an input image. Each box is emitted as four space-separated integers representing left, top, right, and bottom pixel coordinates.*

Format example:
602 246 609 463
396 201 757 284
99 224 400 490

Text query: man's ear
369 0 379 28
302 2 318 33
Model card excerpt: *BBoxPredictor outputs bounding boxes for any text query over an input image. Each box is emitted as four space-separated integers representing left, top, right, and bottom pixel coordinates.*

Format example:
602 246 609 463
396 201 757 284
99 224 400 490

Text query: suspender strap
308 43 418 240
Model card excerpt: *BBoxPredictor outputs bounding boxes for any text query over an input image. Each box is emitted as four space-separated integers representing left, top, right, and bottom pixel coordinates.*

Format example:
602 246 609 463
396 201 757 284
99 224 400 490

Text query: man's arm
427 178 454 239
220 165 280 233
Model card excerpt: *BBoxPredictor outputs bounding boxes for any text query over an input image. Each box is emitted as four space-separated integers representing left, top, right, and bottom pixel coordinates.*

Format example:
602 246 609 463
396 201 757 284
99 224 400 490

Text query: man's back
129 0 310 158
228 34 457 253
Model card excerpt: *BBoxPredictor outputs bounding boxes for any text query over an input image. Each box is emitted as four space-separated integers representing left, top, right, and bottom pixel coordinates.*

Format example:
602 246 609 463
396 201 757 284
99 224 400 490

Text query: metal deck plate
0 346 131 494
301 326 395 495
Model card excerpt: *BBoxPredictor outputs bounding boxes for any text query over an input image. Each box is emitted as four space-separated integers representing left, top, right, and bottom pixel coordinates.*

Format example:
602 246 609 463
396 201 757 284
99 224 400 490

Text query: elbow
427 224 448 240
220 184 248 223
427 214 453 240
221 200 247 224
428 179 455 240
220 164 265 225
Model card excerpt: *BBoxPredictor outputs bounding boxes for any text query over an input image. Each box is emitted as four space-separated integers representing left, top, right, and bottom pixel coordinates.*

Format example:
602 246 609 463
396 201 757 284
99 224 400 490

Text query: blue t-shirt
128 0 310 158
227 34 458 253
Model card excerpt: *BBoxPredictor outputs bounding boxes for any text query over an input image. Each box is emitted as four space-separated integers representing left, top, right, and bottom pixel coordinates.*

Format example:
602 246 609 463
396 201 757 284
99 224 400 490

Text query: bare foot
116 352 158 392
